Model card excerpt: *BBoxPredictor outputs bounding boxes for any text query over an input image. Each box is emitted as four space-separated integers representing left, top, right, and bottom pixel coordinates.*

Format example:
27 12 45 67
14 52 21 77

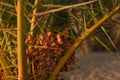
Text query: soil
61 52 120 80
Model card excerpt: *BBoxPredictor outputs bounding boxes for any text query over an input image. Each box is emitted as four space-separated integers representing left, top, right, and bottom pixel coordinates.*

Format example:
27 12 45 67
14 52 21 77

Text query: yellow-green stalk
17 0 29 80
30 0 39 37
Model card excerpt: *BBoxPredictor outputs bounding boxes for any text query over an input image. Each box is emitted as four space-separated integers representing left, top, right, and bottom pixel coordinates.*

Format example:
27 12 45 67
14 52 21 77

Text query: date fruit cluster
25 31 79 79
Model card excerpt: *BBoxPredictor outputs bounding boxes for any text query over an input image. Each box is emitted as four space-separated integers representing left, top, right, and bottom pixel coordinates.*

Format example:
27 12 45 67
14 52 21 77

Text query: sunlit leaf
95 36 118 58
101 26 118 52
112 13 120 24
0 1 15 8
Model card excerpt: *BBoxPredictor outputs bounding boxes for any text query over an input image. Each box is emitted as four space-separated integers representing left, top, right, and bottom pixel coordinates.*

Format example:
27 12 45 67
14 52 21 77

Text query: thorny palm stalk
17 0 29 80
48 6 120 80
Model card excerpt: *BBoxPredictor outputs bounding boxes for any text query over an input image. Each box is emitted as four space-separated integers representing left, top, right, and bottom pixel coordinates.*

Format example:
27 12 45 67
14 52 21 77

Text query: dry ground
62 52 120 80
